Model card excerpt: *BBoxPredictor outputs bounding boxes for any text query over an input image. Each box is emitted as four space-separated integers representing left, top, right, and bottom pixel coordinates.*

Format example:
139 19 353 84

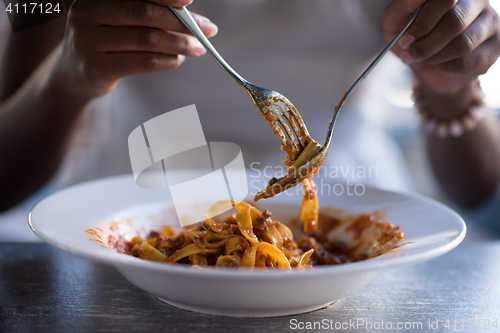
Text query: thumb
382 0 427 56
383 0 427 34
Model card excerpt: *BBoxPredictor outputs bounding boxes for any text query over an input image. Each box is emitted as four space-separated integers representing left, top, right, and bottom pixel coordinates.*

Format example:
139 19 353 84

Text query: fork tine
268 95 307 150
269 94 311 148
284 110 309 148
245 86 306 157
278 113 304 149
272 110 303 153
268 119 291 148
269 116 301 162
254 96 304 161
287 108 311 148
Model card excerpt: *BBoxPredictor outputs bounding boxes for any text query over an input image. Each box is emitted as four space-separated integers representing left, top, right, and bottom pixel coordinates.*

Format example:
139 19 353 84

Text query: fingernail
175 0 193 6
194 41 206 56
399 34 415 49
401 51 415 64
200 20 218 37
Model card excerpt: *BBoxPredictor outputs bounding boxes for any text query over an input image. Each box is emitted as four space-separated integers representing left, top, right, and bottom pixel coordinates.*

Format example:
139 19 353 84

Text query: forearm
417 79 500 207
0 45 91 211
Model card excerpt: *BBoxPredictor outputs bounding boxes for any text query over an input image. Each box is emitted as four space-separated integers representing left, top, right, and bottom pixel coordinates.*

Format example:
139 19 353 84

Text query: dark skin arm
426 86 500 207
383 0 500 208
0 13 66 101
0 0 217 211
0 14 86 211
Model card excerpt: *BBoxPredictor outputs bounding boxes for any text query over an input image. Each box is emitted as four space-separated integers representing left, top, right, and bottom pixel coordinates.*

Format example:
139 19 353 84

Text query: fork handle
170 7 249 86
339 7 422 111
323 6 422 149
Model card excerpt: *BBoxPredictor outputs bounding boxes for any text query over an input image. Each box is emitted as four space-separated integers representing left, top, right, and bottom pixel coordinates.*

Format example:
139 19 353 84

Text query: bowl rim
28 174 467 279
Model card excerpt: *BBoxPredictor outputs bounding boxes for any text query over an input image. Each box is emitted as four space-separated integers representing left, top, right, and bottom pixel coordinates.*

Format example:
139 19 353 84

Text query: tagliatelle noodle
239 242 291 269
126 200 311 270
113 199 405 269
301 178 319 232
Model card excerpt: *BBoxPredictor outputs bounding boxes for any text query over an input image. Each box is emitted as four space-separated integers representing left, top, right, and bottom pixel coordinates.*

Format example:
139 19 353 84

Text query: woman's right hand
54 0 217 98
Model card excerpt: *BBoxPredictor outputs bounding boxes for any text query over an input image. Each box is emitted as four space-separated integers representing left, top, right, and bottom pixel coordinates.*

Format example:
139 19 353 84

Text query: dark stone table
1 242 499 333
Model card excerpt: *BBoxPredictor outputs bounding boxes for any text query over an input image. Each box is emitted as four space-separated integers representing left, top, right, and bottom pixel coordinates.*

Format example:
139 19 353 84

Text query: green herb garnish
268 177 279 186
199 222 221 240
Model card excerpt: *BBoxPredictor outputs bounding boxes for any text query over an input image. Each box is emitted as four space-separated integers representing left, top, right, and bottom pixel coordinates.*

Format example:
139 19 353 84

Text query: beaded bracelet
412 82 487 139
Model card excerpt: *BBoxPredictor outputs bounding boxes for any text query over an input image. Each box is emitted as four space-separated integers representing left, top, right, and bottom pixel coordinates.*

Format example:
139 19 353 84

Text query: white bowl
29 174 466 317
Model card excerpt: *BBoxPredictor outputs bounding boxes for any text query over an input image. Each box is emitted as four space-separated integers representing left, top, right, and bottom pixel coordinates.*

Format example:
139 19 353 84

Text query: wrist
413 78 482 119
38 45 93 111
46 43 115 105
413 78 486 138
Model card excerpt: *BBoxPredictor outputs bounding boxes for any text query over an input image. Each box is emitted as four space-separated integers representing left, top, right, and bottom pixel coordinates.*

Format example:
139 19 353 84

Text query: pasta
253 138 324 207
109 200 405 270
300 178 319 232
253 136 323 232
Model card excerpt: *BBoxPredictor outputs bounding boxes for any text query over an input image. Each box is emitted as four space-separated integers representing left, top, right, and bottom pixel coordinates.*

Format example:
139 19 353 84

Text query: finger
89 52 186 82
92 26 206 57
382 0 427 36
387 0 459 51
149 0 192 6
403 0 485 62
400 0 459 48
433 36 500 76
73 0 194 8
73 0 218 37
425 9 499 65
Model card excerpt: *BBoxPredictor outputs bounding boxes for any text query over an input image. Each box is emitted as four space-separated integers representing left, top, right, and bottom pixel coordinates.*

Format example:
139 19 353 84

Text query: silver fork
253 7 422 200
172 6 421 201
170 7 313 164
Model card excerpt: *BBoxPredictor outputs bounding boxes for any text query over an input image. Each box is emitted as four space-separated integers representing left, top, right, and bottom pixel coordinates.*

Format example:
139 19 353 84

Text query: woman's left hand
383 0 500 94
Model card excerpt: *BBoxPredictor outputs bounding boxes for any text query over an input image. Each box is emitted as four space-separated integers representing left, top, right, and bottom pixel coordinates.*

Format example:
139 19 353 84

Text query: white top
0 0 414 241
